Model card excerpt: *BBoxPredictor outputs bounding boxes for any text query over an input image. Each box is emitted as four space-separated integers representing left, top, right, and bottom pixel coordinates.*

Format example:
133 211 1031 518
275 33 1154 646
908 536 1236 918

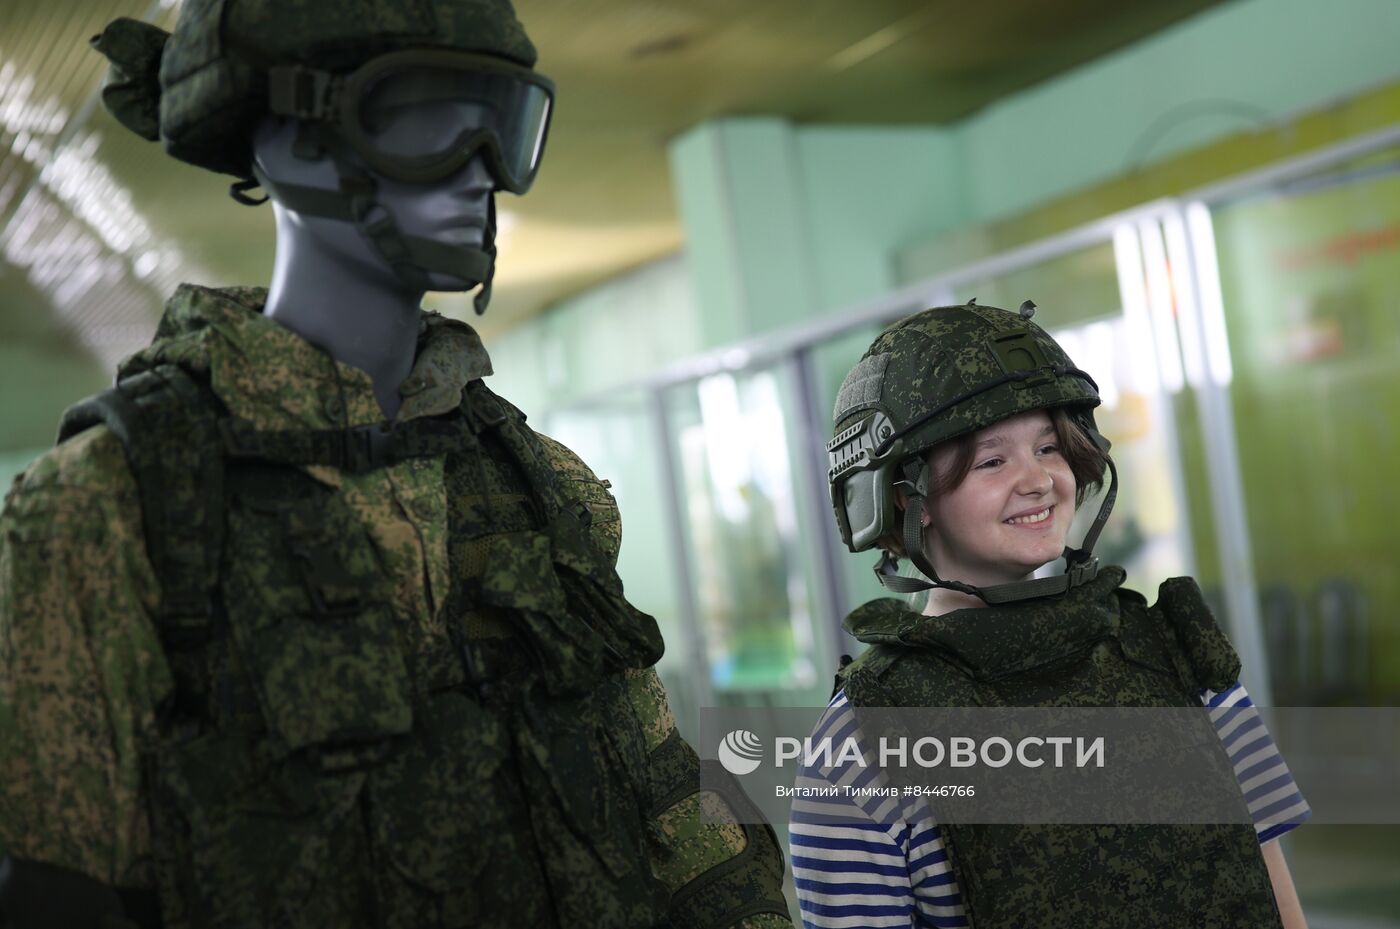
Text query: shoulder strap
464 379 571 521
58 366 226 643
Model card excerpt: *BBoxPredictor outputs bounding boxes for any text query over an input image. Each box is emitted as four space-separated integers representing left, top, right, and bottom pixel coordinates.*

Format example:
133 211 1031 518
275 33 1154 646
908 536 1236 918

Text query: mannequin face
923 410 1076 588
251 114 494 292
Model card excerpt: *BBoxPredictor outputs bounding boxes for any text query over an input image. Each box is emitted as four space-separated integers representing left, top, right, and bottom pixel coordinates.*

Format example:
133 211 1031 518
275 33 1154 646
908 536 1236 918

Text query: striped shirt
791 682 1310 929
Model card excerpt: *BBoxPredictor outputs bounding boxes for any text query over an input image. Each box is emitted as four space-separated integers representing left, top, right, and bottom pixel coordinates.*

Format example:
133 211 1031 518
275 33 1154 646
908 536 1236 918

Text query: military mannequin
811 301 1304 928
0 1 792 927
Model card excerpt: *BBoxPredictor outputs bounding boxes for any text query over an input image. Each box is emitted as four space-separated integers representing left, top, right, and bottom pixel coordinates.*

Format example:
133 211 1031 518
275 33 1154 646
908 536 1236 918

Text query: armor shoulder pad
841 597 919 644
842 642 980 708
533 433 622 566
840 599 982 706
837 643 905 706
1151 576 1241 693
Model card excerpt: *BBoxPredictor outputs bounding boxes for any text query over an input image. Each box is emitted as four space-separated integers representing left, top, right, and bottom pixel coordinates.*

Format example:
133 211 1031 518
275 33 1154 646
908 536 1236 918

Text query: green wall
499 0 1400 414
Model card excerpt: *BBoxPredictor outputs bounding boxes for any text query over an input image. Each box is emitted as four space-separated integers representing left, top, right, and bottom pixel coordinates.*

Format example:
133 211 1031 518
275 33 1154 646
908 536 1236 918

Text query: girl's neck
922 586 988 617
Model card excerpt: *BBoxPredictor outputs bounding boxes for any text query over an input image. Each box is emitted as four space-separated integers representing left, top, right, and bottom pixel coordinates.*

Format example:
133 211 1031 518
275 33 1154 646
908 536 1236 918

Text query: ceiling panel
0 0 1227 369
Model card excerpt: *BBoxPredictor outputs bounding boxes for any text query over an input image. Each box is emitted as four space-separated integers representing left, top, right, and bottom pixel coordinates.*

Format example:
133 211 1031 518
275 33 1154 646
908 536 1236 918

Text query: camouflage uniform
0 284 791 928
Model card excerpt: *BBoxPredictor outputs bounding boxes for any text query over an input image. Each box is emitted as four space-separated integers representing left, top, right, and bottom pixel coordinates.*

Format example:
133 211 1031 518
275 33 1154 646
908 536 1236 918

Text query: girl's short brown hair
880 406 1108 558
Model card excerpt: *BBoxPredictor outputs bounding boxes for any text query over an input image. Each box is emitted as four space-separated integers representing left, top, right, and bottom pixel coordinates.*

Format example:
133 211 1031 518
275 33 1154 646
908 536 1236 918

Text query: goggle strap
268 65 340 123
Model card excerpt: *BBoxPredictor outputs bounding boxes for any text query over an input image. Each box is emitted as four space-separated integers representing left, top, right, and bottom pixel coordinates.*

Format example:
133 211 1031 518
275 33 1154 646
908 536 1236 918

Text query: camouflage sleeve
533 433 623 565
0 425 171 888
625 668 793 929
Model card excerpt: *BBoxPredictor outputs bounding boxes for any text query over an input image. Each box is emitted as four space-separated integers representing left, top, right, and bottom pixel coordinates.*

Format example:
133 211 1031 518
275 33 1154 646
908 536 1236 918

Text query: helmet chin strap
876 454 1119 605
472 193 497 315
244 123 497 308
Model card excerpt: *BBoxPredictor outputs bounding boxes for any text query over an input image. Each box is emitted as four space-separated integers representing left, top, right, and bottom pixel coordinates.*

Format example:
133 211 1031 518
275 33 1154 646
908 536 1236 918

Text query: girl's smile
1003 503 1055 527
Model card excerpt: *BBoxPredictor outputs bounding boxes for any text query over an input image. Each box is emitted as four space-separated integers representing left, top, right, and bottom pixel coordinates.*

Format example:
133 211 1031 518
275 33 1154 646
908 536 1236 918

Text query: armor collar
844 565 1128 681
117 284 493 431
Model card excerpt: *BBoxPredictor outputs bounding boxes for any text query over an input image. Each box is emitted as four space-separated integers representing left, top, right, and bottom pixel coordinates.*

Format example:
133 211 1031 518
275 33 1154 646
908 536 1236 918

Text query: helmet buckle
1067 555 1100 587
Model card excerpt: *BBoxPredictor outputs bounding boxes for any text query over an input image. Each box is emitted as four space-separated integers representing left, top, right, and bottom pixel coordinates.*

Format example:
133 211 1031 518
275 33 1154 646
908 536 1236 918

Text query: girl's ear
895 487 933 527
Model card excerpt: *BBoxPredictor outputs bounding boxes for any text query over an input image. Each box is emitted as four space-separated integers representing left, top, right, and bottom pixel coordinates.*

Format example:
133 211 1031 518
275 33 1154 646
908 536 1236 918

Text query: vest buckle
1067 555 1099 587
344 422 395 472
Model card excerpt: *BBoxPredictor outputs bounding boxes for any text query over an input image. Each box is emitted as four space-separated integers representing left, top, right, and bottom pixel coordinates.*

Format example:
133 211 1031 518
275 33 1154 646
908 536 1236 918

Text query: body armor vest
59 365 671 929
834 567 1283 929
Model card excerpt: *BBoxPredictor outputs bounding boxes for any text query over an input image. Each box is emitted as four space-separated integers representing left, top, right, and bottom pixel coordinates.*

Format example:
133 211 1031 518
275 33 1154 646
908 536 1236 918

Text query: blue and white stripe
791 682 1309 929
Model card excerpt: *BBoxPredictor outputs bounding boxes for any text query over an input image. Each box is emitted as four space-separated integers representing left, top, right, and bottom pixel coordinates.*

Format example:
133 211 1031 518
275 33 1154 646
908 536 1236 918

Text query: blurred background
2 0 1398 923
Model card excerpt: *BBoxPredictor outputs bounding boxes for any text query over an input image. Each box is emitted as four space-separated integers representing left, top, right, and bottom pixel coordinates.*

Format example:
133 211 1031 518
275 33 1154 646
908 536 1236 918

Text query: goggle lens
358 65 552 190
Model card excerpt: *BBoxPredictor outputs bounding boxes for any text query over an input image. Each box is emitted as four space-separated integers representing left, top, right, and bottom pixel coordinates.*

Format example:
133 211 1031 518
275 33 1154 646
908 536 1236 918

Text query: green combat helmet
827 299 1120 604
90 0 552 312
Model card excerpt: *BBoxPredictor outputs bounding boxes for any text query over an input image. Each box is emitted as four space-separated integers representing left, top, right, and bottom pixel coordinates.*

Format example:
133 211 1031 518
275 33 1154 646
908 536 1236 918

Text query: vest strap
57 366 225 640
220 412 477 473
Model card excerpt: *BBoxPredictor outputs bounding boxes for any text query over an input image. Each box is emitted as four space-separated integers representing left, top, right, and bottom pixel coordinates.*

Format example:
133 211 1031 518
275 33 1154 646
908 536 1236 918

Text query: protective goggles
269 50 554 194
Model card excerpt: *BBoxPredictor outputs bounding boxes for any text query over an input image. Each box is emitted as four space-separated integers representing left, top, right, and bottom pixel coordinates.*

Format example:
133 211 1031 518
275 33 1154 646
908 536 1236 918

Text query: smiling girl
792 301 1309 929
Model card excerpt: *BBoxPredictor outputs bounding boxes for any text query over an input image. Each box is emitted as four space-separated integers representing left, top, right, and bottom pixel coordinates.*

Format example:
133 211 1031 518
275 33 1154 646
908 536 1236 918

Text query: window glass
663 367 820 693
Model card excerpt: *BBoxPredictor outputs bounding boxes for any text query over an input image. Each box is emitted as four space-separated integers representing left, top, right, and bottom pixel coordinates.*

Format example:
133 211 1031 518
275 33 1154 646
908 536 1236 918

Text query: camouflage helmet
91 0 537 179
827 299 1118 605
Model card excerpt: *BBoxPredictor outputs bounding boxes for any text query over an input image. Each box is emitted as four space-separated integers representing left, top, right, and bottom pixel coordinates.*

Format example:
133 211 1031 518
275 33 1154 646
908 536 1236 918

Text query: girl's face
923 410 1076 589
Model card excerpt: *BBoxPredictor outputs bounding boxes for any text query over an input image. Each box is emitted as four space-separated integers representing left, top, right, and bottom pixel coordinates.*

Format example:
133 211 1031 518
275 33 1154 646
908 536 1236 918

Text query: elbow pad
648 732 791 929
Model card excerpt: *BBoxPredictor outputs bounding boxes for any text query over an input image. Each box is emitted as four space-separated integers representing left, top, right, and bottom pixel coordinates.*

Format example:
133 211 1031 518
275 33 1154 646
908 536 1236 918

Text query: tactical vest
834 567 1283 929
59 364 672 929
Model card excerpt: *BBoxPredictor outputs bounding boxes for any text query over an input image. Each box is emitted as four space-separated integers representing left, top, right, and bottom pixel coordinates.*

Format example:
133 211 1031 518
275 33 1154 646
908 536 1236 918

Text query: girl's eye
976 457 1003 470
1038 444 1060 455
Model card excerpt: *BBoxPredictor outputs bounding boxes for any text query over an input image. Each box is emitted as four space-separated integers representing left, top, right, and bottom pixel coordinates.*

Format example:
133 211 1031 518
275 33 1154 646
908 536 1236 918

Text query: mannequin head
252 113 496 295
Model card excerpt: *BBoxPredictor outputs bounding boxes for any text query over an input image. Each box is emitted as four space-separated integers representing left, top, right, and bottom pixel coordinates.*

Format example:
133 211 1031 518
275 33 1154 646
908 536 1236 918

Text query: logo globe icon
718 729 764 775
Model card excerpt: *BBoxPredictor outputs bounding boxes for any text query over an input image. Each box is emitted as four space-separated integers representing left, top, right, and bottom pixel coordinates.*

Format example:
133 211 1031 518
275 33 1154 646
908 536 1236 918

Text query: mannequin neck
263 207 424 421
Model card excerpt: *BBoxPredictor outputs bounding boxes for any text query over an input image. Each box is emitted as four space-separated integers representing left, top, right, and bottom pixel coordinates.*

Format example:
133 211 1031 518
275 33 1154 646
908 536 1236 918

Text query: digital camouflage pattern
836 568 1283 929
832 302 1100 454
0 285 791 928
92 0 538 178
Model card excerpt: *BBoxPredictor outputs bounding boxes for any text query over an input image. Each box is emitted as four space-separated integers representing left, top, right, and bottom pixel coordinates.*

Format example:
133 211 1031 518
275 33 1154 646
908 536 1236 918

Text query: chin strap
875 454 1119 605
239 122 496 308
473 192 498 315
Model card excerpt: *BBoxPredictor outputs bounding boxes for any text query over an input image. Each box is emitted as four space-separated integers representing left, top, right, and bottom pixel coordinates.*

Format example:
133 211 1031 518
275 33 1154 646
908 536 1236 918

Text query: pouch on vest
149 724 372 928
223 465 413 762
470 520 662 697
364 689 519 926
511 673 666 924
